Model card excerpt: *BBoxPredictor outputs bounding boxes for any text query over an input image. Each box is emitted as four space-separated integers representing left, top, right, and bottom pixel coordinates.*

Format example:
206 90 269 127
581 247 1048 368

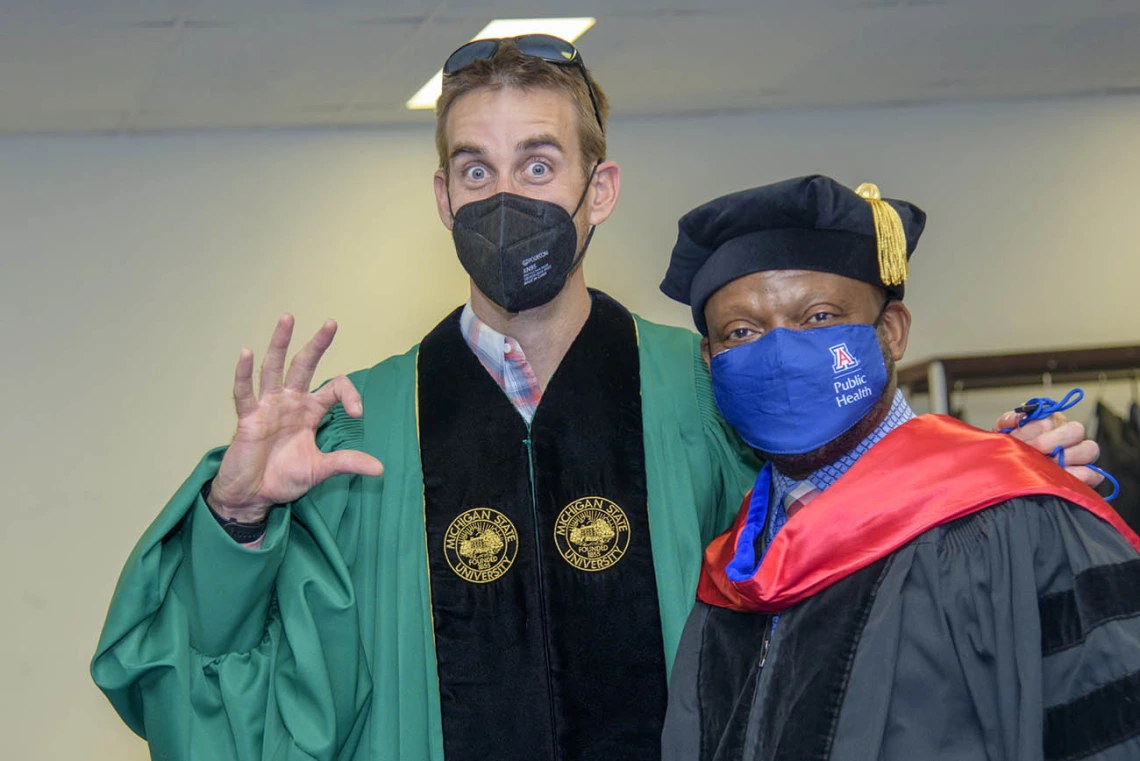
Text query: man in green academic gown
91 38 1104 761
658 176 1140 760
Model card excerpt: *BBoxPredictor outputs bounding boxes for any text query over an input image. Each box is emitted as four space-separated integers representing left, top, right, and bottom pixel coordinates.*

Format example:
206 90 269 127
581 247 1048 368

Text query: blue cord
999 387 1120 501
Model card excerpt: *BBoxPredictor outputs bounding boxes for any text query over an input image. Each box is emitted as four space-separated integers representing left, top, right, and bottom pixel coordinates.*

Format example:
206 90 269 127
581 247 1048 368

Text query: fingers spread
260 314 295 396
233 348 257 417
285 319 338 392
316 450 384 482
311 374 363 416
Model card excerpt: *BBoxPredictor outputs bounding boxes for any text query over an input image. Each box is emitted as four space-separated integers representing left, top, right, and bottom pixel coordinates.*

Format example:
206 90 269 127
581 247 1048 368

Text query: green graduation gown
92 294 759 761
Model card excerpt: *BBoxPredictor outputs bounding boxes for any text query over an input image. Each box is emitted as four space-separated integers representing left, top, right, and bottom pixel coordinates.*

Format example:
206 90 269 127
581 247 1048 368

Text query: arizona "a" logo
830 343 859 373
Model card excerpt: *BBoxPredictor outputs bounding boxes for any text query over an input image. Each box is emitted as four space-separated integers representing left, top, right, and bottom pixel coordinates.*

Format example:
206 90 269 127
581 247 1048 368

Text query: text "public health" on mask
835 374 874 408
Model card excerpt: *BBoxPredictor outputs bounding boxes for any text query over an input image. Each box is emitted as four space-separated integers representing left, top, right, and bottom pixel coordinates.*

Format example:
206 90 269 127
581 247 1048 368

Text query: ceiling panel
341 16 482 109
0 108 124 133
1047 12 1140 85
0 27 172 113
809 5 1136 100
184 0 445 25
583 10 881 115
0 0 186 28
134 20 421 113
0 0 1138 134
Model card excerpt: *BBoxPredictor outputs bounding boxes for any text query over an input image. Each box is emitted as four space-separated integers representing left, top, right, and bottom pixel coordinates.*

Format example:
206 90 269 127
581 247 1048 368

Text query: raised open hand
207 314 384 523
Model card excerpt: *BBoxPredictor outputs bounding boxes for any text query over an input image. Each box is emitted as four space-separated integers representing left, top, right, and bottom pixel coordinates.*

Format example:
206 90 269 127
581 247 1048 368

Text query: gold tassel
855 182 909 287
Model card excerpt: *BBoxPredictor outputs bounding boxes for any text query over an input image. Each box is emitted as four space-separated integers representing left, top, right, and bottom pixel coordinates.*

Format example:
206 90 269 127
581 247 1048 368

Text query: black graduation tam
660 175 926 334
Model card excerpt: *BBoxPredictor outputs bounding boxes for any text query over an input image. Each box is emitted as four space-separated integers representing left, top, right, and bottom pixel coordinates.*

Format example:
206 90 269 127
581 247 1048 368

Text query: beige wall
2 92 1138 759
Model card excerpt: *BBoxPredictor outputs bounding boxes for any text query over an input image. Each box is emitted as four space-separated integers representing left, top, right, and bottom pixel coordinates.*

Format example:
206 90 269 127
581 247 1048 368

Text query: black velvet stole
698 608 775 761
697 556 892 761
417 291 667 761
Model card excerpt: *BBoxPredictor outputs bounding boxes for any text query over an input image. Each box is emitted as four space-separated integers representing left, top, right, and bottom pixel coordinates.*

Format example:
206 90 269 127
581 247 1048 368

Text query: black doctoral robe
663 417 1140 761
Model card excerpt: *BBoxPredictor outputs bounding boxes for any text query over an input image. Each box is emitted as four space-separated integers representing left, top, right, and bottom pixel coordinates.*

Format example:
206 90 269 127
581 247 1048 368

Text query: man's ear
433 169 454 231
880 301 911 361
586 160 621 226
700 335 712 369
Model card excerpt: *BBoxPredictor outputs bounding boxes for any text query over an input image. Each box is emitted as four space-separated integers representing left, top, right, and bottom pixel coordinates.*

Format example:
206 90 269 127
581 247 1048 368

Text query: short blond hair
435 40 610 179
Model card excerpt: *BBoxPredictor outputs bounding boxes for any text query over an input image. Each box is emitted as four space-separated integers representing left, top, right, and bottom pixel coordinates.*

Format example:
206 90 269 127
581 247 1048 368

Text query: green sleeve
690 333 762 542
635 318 761 679
90 376 376 760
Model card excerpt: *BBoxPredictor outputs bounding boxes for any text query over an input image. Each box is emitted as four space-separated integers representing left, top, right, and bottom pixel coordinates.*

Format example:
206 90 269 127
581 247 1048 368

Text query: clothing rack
897 344 1140 414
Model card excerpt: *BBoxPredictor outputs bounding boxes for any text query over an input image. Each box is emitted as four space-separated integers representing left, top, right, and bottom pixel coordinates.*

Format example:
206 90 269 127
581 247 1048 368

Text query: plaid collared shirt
765 389 915 631
768 388 916 544
459 303 543 424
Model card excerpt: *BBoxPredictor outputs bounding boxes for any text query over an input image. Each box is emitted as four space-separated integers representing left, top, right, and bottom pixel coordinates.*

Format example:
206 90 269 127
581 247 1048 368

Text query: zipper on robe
523 432 559 759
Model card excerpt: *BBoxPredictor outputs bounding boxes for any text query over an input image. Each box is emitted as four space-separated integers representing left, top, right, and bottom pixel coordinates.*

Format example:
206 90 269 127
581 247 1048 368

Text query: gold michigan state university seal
444 508 519 584
554 496 631 572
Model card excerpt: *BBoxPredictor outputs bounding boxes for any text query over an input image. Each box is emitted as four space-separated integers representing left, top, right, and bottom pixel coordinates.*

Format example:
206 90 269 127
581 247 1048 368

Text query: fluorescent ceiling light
406 17 596 110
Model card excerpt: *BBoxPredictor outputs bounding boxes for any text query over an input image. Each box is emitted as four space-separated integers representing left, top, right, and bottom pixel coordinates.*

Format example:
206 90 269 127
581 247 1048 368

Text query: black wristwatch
202 480 268 544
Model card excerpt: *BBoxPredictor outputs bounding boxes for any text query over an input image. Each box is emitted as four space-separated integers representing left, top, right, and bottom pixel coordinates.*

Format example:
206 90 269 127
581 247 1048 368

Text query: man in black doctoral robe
657 175 1140 761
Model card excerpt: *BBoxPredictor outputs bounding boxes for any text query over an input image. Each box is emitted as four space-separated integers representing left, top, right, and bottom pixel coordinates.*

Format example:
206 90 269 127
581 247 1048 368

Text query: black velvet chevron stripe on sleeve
1039 559 1140 656
1044 670 1140 761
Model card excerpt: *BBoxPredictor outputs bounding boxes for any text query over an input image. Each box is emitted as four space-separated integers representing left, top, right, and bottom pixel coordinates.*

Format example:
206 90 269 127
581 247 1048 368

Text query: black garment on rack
1095 401 1140 533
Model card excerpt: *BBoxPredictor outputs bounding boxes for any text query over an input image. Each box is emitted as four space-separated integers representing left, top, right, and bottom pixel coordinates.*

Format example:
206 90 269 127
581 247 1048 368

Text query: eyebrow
448 134 566 165
449 143 485 163
517 134 564 154
798 290 843 305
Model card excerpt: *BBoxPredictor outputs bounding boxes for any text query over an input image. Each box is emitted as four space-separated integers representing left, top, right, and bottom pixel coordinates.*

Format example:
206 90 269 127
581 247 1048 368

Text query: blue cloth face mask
710 324 889 455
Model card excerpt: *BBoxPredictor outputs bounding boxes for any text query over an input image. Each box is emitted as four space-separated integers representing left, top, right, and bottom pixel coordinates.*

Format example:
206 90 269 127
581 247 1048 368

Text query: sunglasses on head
442 34 604 133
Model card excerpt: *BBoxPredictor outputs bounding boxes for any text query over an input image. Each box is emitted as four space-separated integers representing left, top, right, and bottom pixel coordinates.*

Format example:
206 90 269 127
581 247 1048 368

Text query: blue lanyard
999 388 1120 501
